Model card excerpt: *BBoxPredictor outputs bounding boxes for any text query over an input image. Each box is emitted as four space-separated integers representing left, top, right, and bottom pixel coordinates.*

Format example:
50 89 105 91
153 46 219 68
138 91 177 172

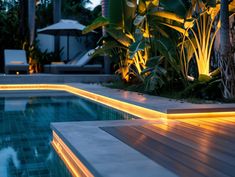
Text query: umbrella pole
67 34 70 62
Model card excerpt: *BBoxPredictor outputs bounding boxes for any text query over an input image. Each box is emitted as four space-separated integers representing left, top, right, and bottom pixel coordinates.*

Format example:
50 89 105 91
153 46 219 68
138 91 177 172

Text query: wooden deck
102 117 235 177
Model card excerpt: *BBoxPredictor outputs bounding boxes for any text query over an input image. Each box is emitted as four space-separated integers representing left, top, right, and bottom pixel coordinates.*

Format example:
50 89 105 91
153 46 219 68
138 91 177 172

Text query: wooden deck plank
151 123 235 157
101 126 204 177
173 121 235 144
181 118 235 130
102 126 230 177
144 124 235 164
176 120 233 140
192 120 235 132
101 118 235 177
162 123 235 153
132 126 235 177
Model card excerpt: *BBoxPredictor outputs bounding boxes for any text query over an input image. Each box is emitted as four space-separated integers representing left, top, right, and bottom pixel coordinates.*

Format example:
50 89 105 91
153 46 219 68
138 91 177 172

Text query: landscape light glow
0 84 234 177
0 84 166 120
52 131 94 177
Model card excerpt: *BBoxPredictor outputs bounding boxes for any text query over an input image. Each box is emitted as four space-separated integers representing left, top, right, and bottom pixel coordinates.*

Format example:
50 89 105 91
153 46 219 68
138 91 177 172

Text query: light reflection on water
0 147 20 177
0 94 137 177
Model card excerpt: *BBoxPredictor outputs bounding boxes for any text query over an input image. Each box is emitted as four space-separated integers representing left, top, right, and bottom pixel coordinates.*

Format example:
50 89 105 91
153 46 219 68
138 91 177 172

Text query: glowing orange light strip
1 84 235 177
0 84 166 120
0 84 234 120
167 111 235 119
52 131 94 177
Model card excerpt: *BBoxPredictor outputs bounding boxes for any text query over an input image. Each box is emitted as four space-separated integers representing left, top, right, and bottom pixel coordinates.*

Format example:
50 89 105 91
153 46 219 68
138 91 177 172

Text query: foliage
0 7 22 72
61 0 101 26
28 41 63 73
36 2 53 28
180 77 222 100
149 0 221 81
82 16 109 34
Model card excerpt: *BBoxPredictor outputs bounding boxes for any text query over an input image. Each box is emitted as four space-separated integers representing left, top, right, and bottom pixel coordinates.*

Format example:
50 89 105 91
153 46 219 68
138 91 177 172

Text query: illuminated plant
180 3 221 80
83 0 160 82
148 0 221 81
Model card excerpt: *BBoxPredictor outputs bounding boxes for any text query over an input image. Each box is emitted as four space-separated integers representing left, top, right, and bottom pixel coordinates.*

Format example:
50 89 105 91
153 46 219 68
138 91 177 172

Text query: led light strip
167 111 235 119
0 84 166 120
0 84 234 119
52 131 94 177
1 84 235 177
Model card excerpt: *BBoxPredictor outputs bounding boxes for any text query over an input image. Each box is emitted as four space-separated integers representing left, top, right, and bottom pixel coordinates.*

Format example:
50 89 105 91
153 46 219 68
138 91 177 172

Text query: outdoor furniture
4 49 29 74
43 49 103 74
37 19 91 62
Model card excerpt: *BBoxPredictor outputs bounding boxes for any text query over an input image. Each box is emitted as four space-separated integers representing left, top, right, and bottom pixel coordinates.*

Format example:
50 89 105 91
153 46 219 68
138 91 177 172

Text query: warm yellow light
1 84 235 177
167 112 235 119
52 131 94 177
0 84 166 120
0 84 234 120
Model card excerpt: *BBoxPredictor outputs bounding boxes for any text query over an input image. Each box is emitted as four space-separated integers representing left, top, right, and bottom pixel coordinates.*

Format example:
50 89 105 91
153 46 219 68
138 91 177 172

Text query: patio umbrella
37 19 86 61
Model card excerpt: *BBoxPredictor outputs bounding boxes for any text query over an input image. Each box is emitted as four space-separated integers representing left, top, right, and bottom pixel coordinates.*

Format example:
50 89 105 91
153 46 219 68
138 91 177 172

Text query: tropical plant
84 0 157 83
147 0 221 81
84 0 235 97
36 1 53 28
28 41 63 73
61 0 99 25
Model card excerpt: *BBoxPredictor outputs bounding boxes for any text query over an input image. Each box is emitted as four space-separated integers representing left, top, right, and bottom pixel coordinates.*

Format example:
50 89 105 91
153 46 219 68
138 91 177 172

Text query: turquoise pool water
0 92 137 177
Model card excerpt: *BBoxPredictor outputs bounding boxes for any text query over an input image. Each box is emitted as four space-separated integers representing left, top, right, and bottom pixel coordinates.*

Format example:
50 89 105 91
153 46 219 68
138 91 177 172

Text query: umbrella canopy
37 19 86 36
37 19 87 61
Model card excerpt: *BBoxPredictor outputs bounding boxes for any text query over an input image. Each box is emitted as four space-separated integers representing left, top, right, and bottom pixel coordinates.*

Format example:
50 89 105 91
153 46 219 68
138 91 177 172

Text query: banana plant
83 0 156 82
151 0 229 81
84 0 184 89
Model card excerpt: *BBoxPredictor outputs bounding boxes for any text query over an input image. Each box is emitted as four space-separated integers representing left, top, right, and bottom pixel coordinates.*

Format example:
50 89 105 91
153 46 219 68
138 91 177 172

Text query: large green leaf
133 15 146 26
138 0 147 14
160 22 189 36
109 0 124 27
138 0 159 15
91 40 124 57
229 0 235 12
129 40 147 58
123 0 137 32
106 28 132 47
150 11 185 23
159 0 189 18
203 0 216 7
82 16 109 34
146 56 164 67
154 37 181 73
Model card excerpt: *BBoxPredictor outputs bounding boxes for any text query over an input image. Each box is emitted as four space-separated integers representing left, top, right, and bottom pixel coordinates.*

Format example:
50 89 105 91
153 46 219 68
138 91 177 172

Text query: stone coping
51 120 178 177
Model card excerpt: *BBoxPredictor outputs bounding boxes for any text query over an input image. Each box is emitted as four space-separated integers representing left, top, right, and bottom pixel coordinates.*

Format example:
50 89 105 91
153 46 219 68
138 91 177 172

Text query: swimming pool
0 91 137 177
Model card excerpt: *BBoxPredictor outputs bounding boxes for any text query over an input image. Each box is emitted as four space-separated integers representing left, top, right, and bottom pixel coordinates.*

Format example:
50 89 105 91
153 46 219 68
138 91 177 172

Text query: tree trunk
53 0 61 23
28 0 35 46
19 0 28 45
53 0 61 57
219 0 235 99
102 0 111 74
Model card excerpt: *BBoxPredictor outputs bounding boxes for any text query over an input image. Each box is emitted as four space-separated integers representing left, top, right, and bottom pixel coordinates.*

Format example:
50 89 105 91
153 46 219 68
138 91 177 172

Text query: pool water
0 93 137 177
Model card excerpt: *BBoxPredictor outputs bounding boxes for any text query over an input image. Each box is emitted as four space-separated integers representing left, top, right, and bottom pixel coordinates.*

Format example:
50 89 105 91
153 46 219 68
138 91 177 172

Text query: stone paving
52 119 179 177
52 83 235 177
68 83 235 113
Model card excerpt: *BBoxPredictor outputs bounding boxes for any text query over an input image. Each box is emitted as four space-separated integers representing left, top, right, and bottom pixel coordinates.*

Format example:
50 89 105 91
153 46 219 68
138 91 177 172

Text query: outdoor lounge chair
43 49 103 74
4 49 29 74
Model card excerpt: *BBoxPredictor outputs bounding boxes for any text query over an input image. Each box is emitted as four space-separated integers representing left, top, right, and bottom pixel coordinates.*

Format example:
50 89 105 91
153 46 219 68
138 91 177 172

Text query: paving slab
51 120 179 177
67 83 235 113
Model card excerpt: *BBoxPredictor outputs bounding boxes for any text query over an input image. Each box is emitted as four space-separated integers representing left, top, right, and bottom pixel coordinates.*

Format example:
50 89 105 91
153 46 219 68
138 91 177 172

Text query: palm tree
220 0 235 98
19 0 27 45
53 0 61 22
28 0 35 46
53 0 61 54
